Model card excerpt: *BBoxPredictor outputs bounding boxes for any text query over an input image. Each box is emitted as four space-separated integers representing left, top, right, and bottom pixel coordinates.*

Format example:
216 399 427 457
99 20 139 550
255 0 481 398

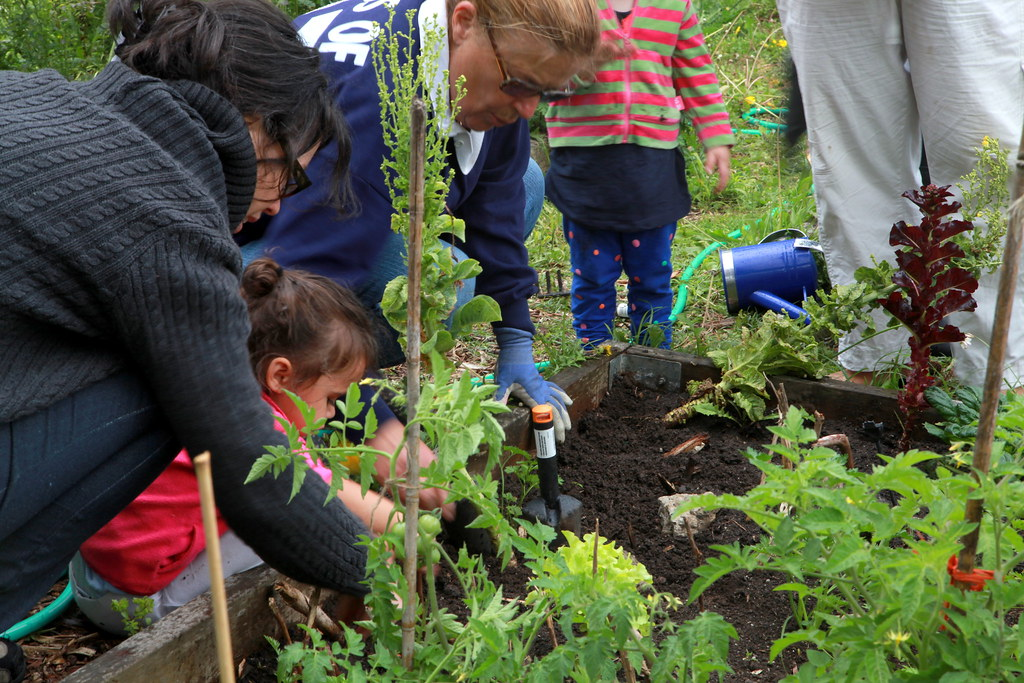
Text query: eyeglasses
257 158 312 199
485 27 574 103
282 160 312 198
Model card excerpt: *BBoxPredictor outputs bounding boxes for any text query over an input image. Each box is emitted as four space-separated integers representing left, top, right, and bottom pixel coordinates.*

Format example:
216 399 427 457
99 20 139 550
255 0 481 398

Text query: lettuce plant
876 185 978 451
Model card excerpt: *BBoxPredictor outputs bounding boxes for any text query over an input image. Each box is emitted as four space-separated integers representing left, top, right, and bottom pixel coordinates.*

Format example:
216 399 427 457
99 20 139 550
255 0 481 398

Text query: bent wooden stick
194 451 236 682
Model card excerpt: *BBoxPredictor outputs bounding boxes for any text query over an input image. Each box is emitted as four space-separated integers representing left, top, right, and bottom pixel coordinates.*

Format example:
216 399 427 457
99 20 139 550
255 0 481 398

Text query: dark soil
23 372 943 682
462 373 939 682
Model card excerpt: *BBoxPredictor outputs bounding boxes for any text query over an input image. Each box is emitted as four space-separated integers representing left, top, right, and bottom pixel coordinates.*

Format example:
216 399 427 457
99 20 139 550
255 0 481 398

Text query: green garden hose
667 226 748 322
742 106 787 130
737 106 788 135
1 582 74 641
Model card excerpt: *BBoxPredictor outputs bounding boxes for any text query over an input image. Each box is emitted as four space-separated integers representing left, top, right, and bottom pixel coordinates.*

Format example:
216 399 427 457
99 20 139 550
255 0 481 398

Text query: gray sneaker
0 638 26 683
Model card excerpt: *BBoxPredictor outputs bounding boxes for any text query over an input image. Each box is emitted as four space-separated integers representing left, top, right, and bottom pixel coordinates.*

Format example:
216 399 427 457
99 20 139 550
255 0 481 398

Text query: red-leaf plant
877 184 979 451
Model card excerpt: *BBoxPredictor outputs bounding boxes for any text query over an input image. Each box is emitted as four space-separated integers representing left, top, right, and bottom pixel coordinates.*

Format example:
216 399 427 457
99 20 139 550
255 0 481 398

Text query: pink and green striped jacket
546 0 734 151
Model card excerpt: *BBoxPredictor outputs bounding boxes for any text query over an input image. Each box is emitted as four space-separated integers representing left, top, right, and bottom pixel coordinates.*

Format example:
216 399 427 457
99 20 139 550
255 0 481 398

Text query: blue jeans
0 373 179 630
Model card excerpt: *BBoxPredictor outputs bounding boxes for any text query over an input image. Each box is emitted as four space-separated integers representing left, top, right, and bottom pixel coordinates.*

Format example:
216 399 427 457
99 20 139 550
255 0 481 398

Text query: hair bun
241 256 284 299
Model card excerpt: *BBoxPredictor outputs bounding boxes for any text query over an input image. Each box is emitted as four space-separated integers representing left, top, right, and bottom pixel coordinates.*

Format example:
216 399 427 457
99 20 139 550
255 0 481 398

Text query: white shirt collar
417 0 484 175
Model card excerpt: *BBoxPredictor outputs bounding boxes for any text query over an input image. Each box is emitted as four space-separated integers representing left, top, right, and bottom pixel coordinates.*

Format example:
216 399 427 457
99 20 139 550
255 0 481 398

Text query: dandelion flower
744 95 756 105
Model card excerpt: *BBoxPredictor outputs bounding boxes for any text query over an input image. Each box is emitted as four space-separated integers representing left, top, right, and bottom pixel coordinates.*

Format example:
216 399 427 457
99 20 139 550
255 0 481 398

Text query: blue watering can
718 230 826 323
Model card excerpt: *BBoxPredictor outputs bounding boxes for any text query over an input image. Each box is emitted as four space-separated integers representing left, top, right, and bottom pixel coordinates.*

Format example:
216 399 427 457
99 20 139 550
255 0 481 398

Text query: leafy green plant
664 308 845 424
499 448 539 519
924 384 985 448
374 8 501 356
110 596 154 636
954 136 1011 277
0 0 112 78
530 531 655 633
520 528 736 682
675 407 1024 681
925 384 1024 465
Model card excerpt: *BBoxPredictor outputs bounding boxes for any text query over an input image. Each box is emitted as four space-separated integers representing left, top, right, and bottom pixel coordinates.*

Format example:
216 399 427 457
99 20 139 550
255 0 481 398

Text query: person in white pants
776 0 1024 387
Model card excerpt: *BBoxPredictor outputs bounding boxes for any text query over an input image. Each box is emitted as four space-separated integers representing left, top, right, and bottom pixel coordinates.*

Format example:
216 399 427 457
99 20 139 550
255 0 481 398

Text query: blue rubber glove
494 327 573 442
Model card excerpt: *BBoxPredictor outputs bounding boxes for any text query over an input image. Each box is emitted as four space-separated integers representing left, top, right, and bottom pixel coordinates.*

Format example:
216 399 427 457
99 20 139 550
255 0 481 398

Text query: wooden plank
64 566 301 683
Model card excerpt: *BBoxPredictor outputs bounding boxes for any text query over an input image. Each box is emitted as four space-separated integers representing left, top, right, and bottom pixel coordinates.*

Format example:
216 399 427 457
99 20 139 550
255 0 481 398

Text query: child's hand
402 443 455 521
368 418 455 521
704 145 732 193
419 484 455 521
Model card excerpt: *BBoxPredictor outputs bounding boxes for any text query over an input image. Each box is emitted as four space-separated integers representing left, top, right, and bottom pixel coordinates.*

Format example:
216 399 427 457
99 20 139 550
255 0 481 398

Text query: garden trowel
522 404 582 547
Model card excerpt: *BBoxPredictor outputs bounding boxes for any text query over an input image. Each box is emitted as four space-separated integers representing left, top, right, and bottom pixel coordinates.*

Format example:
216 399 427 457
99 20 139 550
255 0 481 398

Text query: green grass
0 0 331 77
0 0 111 77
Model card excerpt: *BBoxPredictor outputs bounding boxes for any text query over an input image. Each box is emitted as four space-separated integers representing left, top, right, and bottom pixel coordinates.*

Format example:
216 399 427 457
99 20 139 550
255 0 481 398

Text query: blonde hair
450 0 601 59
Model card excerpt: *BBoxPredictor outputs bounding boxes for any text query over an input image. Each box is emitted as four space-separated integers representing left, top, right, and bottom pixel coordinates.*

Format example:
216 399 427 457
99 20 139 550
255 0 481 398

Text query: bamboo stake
956 123 1024 580
400 96 426 669
194 451 236 683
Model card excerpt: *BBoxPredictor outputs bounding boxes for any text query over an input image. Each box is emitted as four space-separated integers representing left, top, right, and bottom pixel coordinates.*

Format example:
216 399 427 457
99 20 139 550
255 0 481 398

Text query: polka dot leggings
562 218 675 349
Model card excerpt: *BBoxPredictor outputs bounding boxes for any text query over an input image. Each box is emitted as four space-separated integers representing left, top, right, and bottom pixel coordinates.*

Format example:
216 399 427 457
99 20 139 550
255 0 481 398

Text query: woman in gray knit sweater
0 0 373 669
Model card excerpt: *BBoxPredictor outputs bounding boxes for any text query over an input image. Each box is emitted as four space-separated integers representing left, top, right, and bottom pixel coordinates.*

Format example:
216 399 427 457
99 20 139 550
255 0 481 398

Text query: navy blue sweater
245 0 537 334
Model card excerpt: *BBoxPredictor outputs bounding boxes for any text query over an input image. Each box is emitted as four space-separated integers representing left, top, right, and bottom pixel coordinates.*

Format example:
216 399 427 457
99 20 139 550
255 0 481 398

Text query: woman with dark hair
0 0 371 670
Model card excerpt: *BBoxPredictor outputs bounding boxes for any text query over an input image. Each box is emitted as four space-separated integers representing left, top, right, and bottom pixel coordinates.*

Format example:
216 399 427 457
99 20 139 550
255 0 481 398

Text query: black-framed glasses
257 158 312 199
283 160 312 198
485 27 574 103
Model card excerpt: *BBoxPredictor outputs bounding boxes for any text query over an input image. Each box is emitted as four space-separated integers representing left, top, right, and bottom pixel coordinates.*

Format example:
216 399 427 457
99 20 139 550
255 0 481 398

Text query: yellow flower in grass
744 95 757 106
771 38 788 48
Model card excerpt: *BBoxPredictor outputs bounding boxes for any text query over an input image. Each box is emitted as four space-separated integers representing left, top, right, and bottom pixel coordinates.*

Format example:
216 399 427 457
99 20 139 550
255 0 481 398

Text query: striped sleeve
673 0 735 149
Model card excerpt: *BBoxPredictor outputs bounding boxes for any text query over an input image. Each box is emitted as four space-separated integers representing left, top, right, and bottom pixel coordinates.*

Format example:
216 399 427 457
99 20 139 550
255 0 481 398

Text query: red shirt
80 394 332 595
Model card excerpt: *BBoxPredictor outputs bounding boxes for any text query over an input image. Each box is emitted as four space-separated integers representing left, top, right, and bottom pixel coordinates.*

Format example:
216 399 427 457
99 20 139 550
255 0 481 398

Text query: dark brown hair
241 257 376 391
107 0 352 212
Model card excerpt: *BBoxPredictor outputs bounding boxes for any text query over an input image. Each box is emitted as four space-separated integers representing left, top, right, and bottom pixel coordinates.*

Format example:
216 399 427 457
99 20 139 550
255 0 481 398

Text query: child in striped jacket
545 0 734 349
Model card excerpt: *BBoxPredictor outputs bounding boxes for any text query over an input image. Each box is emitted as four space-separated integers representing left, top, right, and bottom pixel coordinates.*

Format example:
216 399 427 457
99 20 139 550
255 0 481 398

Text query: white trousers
777 0 1024 386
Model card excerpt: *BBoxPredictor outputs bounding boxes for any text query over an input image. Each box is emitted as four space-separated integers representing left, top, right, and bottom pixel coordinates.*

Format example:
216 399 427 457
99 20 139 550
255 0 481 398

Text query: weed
110 596 154 636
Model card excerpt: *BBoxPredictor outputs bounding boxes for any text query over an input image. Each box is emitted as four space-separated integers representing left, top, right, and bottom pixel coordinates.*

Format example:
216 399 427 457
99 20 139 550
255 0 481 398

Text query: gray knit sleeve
108 230 371 595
